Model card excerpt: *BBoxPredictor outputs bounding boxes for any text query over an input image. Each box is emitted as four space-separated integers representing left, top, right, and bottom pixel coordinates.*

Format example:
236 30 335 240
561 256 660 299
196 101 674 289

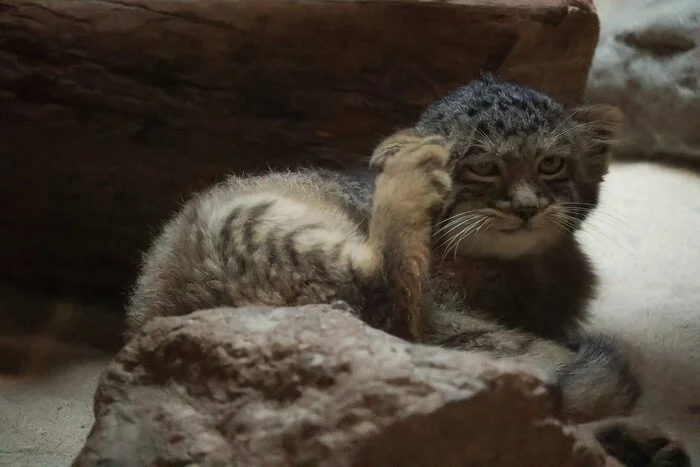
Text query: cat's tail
557 334 640 423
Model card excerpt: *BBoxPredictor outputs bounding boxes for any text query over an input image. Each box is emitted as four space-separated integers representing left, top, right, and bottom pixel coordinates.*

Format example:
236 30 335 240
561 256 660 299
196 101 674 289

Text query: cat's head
377 75 625 259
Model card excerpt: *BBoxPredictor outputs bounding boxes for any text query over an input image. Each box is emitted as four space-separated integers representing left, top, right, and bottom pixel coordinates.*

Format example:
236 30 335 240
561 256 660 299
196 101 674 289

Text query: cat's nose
514 207 538 221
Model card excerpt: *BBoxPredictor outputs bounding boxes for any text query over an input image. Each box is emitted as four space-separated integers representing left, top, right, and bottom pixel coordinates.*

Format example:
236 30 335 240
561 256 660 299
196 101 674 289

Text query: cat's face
437 112 618 258
414 78 624 259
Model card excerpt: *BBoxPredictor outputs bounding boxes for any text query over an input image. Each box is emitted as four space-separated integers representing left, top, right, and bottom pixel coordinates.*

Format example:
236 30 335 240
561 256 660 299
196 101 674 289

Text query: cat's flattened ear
568 104 626 144
369 128 421 171
568 104 625 180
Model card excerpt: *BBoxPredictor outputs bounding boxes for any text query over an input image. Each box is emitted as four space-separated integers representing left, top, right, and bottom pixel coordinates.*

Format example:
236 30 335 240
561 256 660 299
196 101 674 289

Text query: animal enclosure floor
581 161 700 460
0 341 111 466
0 160 699 465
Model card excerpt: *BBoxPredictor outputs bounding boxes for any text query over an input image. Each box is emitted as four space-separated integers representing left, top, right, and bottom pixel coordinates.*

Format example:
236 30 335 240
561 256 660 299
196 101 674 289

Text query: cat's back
125 169 377 335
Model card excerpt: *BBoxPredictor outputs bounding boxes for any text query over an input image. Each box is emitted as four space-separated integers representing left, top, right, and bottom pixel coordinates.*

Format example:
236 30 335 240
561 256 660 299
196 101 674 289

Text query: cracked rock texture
73 304 614 466
0 0 598 296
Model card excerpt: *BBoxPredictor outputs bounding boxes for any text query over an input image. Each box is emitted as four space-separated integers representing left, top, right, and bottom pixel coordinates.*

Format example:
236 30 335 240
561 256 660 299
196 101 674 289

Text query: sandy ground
0 341 111 466
1 160 699 465
582 161 700 460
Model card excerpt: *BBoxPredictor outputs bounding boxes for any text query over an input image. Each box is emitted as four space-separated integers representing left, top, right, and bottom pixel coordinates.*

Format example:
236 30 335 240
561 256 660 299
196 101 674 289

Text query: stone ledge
73 304 614 466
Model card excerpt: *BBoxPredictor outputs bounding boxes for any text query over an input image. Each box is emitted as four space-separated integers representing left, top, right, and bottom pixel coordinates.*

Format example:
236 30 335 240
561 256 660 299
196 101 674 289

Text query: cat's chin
455 227 563 260
498 225 533 235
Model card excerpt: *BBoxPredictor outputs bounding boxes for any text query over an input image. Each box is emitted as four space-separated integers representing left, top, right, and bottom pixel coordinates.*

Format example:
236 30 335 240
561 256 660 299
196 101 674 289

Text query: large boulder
0 0 600 295
73 304 615 466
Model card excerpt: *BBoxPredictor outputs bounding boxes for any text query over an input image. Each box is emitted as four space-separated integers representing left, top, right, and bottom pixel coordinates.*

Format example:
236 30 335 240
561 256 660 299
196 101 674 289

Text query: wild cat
126 75 690 466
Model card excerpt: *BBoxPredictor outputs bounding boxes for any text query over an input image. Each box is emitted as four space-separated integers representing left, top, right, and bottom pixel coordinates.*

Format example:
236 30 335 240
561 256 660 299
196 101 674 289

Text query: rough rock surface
0 0 599 296
585 0 700 159
73 304 615 467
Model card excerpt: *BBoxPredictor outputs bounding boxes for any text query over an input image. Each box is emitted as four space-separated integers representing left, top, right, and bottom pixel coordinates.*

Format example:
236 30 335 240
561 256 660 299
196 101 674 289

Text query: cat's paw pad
383 141 452 206
370 129 448 171
595 421 692 467
371 130 452 217
381 137 448 171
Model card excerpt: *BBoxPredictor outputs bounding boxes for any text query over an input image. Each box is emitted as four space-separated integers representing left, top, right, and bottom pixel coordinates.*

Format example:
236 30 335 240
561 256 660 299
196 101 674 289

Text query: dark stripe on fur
283 223 323 269
219 206 244 258
437 329 535 356
243 201 275 253
284 229 303 268
308 244 331 278
329 242 343 265
437 330 493 349
265 228 283 276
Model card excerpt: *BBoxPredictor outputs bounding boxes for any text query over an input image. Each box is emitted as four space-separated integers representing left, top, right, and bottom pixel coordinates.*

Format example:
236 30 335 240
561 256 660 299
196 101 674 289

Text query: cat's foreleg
364 129 451 340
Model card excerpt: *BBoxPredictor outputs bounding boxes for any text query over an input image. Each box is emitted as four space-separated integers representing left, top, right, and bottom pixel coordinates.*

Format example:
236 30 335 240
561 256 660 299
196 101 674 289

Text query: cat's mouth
495 215 536 234
494 211 551 235
499 225 532 235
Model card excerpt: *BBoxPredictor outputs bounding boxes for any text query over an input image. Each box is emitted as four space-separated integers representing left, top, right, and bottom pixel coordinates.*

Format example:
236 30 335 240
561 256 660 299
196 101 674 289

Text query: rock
73 305 613 466
0 0 599 296
585 0 700 159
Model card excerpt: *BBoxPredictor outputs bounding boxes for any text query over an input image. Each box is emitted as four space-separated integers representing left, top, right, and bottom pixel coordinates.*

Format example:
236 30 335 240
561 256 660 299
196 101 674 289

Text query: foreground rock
73 304 616 466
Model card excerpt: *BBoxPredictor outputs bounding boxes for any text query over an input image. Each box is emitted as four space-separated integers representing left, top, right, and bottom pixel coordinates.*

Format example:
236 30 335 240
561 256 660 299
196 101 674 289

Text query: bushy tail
557 334 641 423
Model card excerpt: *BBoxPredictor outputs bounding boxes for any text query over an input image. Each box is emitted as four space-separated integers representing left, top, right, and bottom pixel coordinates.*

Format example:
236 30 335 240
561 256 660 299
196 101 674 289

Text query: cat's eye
538 155 566 176
466 161 499 178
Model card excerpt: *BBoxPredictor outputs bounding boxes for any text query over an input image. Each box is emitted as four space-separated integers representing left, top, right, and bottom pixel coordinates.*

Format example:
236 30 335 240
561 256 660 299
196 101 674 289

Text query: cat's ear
567 104 626 180
370 128 447 171
567 103 626 145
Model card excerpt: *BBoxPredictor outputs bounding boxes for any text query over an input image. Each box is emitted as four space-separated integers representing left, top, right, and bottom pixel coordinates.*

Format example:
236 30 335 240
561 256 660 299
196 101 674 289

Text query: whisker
439 215 489 261
552 215 617 256
437 216 481 254
435 216 481 249
450 217 491 260
435 210 478 227
551 218 576 235
557 202 632 223
441 222 474 260
559 208 629 230
434 214 480 237
557 212 633 256
470 217 492 240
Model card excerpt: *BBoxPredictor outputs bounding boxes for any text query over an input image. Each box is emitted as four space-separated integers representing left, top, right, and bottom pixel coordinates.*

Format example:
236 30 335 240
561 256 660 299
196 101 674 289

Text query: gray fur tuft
558 334 640 422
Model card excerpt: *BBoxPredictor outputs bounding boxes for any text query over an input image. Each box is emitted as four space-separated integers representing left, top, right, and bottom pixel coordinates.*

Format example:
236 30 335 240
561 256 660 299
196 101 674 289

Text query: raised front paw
589 419 692 467
371 129 452 217
370 128 448 171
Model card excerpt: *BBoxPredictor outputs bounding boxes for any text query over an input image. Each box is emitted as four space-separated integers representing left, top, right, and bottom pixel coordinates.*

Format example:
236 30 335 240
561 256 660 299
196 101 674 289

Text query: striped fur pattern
127 140 451 341
126 76 691 466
